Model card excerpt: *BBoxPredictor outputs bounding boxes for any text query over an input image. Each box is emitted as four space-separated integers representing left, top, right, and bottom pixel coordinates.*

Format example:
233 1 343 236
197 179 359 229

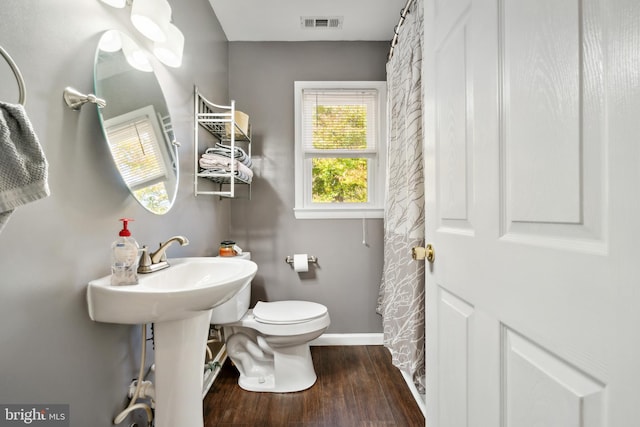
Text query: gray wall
228 42 388 333
0 3 389 425
0 1 229 426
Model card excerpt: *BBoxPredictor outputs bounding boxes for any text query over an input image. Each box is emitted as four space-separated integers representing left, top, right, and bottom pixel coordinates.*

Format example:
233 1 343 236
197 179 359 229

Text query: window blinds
106 116 167 188
302 89 378 152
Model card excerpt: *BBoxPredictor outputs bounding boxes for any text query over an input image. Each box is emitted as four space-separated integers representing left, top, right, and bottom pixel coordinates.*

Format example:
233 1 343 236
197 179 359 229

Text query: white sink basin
86 257 257 427
87 257 257 324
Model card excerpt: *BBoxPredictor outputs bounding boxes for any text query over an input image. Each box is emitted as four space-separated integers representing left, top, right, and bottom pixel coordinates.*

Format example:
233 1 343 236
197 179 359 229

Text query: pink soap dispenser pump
111 218 140 286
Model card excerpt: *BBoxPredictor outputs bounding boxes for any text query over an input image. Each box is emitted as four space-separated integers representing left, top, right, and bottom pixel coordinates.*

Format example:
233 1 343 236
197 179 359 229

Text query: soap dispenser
111 218 140 286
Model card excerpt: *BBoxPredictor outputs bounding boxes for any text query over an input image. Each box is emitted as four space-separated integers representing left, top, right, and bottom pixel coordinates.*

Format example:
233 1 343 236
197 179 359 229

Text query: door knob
412 244 435 263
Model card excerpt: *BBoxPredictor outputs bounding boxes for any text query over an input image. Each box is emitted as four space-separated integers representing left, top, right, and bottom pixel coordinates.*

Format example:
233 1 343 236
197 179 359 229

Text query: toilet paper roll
293 254 309 272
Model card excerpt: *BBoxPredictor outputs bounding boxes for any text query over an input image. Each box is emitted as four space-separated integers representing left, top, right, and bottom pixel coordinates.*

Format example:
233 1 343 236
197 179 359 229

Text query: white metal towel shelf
193 86 252 199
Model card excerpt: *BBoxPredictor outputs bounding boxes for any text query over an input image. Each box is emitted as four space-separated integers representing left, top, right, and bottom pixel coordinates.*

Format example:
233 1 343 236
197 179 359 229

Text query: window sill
294 207 383 219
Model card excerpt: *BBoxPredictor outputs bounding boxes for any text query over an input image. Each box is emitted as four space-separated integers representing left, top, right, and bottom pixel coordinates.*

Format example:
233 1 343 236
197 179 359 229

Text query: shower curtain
377 0 425 392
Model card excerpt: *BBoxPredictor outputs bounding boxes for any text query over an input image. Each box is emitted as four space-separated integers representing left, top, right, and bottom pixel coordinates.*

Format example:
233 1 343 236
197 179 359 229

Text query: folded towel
199 152 253 183
200 152 229 166
205 143 252 168
0 102 50 233
199 155 253 180
199 167 253 184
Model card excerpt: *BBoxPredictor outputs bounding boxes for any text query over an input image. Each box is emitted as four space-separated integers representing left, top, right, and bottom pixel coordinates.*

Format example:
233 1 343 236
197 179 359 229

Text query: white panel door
423 0 640 425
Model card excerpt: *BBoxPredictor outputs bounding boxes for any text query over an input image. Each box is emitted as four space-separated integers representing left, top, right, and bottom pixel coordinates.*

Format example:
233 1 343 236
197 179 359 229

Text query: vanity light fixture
98 0 185 68
99 29 123 52
99 0 126 8
153 23 184 68
130 0 172 42
121 34 153 72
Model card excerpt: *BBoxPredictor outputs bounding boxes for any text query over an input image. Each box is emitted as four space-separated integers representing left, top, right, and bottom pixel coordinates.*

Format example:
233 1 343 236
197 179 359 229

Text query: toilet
210 253 330 393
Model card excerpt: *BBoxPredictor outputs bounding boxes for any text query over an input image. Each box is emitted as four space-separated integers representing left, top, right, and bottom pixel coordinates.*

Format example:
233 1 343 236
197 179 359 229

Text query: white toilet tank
210 252 252 324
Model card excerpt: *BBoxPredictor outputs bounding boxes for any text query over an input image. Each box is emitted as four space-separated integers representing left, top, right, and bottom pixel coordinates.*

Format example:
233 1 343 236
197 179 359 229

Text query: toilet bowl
210 254 330 393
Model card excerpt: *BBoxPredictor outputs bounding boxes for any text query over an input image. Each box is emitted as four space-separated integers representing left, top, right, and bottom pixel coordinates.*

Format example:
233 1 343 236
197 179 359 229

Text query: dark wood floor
203 345 425 427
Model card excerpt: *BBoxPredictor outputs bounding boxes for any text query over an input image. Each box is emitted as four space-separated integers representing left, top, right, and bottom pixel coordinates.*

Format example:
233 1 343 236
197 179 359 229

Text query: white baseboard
310 333 383 346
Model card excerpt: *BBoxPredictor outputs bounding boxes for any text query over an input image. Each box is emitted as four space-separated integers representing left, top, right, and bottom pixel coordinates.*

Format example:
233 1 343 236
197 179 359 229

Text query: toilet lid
253 300 328 324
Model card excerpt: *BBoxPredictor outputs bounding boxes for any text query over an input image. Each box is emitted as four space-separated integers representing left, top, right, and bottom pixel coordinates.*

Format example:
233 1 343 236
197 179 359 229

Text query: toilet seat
230 302 330 337
253 300 328 325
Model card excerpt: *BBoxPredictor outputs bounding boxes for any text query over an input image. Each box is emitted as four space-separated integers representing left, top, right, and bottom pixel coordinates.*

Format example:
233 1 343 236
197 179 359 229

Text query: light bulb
130 0 172 42
121 35 153 72
99 30 122 53
153 23 184 68
99 0 126 8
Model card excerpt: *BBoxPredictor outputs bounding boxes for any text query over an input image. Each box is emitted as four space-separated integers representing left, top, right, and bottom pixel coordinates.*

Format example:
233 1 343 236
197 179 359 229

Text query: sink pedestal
153 309 212 427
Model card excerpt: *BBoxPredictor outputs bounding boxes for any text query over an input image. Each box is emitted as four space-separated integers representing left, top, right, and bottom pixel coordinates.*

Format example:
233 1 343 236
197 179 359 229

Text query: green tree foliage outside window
312 158 368 203
311 105 368 203
133 182 170 214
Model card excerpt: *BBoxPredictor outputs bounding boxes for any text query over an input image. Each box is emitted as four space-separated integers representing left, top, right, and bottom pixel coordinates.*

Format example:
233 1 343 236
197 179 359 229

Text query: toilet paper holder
285 255 318 265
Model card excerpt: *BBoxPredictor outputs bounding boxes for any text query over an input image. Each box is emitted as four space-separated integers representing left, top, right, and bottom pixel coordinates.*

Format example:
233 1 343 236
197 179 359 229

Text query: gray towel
0 102 50 233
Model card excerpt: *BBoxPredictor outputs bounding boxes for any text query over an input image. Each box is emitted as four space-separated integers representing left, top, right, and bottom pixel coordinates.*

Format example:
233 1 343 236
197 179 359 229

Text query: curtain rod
387 0 416 62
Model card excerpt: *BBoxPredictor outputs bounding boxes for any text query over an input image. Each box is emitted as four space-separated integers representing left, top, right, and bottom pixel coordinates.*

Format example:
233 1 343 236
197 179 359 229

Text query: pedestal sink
86 257 257 427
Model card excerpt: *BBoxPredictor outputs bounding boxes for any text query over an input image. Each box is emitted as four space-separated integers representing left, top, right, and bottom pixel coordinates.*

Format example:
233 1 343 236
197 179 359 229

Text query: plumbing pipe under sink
114 324 153 426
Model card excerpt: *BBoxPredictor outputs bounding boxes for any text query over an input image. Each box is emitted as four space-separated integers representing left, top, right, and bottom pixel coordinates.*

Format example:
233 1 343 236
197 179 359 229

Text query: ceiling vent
301 16 343 30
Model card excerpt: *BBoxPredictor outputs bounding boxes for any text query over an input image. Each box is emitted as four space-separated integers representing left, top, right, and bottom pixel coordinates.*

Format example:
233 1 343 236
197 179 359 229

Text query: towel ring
0 46 26 105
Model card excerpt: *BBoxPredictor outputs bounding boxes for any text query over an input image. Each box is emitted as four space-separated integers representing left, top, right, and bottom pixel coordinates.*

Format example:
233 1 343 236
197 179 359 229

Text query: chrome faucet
138 236 189 274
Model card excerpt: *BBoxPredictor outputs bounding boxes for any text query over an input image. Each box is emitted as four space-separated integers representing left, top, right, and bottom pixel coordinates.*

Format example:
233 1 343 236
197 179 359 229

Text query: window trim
294 81 387 219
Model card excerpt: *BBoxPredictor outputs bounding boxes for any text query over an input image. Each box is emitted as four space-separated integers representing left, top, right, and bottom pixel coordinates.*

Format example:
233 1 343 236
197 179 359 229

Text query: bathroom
0 0 400 426
3 0 640 426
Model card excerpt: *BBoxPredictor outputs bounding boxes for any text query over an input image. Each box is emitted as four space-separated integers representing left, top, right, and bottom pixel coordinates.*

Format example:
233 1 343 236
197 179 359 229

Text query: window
294 81 387 219
104 105 173 214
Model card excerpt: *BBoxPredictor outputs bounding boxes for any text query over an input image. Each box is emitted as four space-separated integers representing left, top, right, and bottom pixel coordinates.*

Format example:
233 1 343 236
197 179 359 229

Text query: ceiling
208 0 408 42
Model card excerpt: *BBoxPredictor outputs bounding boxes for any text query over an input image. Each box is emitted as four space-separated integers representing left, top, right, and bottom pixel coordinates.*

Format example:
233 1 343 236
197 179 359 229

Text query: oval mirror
94 30 178 215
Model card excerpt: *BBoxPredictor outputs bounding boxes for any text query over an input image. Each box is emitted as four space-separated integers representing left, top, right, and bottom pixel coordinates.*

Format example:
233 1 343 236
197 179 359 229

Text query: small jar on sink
219 240 237 257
